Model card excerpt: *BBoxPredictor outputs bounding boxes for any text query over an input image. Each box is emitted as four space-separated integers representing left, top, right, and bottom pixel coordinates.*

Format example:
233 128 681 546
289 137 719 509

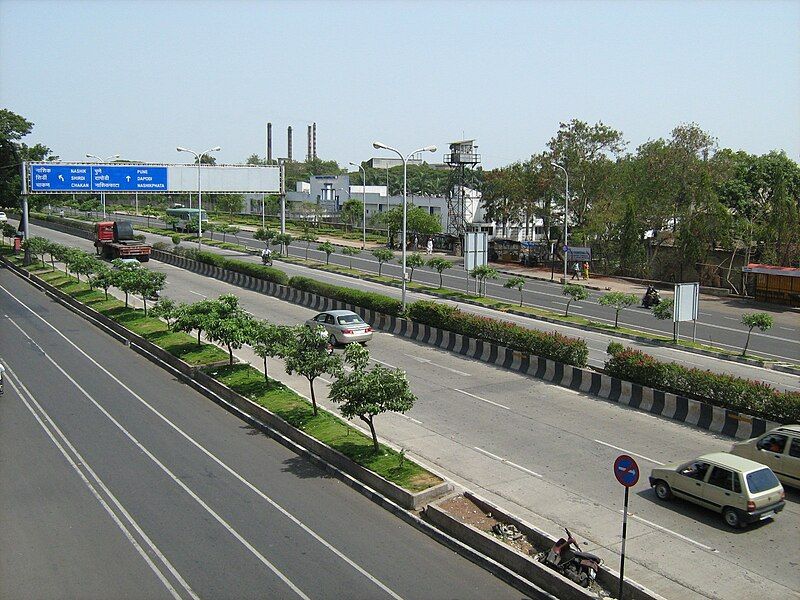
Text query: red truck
94 221 151 262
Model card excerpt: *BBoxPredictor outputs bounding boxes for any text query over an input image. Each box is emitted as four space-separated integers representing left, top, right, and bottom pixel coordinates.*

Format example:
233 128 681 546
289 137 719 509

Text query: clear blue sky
1 0 798 169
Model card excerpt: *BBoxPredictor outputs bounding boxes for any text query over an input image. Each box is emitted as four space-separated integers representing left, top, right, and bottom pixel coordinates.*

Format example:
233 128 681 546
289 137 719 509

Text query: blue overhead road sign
30 164 92 192
29 164 167 193
91 166 167 191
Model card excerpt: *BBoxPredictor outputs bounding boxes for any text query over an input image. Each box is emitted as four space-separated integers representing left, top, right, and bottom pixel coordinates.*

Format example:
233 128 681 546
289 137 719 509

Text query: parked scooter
538 527 602 588
641 285 661 309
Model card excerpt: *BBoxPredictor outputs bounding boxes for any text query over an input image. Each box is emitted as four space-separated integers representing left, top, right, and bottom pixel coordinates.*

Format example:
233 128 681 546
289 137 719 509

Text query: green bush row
605 346 800 423
288 275 403 316
407 300 589 367
184 249 289 285
29 212 96 232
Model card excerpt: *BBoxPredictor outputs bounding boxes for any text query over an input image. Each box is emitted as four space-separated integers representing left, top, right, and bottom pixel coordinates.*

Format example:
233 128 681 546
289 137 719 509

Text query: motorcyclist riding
642 285 660 308
261 247 272 266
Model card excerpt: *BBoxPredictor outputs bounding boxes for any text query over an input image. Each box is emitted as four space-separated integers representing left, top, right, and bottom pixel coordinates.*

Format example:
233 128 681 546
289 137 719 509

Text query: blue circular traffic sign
613 454 640 487
563 244 569 253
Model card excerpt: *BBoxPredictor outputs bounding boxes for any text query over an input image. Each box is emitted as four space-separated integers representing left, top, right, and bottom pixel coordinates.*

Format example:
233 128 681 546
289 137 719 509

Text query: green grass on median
211 363 441 492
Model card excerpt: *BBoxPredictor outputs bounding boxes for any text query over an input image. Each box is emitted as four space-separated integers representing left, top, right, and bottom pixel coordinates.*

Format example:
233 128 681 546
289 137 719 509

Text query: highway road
11 227 796 600
18 219 800 393
0 270 526 600
110 211 799 364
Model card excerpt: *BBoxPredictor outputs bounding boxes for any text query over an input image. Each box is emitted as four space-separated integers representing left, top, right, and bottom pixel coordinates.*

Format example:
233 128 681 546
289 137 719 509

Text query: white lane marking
189 290 206 298
454 389 511 411
403 354 471 376
779 327 794 332
393 412 423 424
594 440 664 465
722 316 737 321
473 447 542 478
6 316 312 600
3 366 194 600
562 388 581 395
623 512 718 552
0 284 405 600
370 358 398 369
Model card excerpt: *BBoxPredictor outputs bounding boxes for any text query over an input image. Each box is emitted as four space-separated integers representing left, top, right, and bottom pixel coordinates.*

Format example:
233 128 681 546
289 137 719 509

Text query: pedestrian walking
582 261 590 281
413 235 419 250
571 262 581 280
426 238 433 255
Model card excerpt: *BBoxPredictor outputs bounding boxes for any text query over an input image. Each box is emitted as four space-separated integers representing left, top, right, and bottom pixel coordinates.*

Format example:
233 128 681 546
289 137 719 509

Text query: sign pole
619 485 629 600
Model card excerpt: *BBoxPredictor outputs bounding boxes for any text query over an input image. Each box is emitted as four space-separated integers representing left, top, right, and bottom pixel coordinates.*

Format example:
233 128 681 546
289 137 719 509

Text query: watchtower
444 139 480 238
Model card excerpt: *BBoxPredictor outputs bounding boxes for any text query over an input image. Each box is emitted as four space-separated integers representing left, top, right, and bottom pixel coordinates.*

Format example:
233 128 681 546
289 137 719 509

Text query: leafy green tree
341 246 360 269
214 193 244 216
562 283 589 317
652 298 676 341
164 215 179 231
299 231 318 260
317 241 335 264
141 208 160 227
171 234 181 247
504 276 527 306
205 295 254 365
150 297 179 327
273 233 293 255
21 236 48 267
1 109 57 209
378 204 442 247
740 313 774 356
226 225 241 244
329 343 416 453
598 291 638 328
1 223 16 245
111 259 142 308
217 224 234 242
469 265 498 297
172 299 214 346
282 325 342 416
254 227 276 247
427 257 453 288
371 248 394 276
405 252 425 282
138 270 167 316
340 199 364 231
70 251 98 283
251 321 293 380
89 263 115 300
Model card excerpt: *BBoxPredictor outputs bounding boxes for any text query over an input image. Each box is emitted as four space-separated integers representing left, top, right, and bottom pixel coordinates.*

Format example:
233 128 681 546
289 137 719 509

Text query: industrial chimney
287 126 293 162
267 122 272 164
307 125 312 162
312 122 317 159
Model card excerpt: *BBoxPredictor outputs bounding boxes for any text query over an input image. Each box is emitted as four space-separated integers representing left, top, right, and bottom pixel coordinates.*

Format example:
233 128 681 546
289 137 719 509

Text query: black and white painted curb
151 249 782 441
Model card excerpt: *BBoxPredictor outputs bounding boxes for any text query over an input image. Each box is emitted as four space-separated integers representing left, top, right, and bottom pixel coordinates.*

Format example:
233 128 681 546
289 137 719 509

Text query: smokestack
312 122 317 159
287 126 293 162
307 125 312 162
267 122 272 164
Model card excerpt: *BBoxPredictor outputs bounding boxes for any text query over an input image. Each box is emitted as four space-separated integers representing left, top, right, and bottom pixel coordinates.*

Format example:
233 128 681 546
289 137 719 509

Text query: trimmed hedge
605 347 800 423
184 249 289 285
29 212 96 232
289 275 403 316
408 300 589 367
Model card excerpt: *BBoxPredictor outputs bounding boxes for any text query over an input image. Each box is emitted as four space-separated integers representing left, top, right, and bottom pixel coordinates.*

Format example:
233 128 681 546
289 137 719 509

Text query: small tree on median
150 297 179 327
138 270 167 317
341 246 360 270
598 291 638 328
740 313 773 356
317 241 335 265
371 248 395 277
21 236 48 268
1 223 16 245
470 264 499 297
404 252 425 283
273 233 293 256
281 324 342 416
205 295 254 365
329 343 416 454
299 231 318 260
111 259 141 308
254 227 276 248
652 298 677 342
89 263 115 300
563 283 589 317
172 299 214 346
251 320 293 380
427 257 453 289
504 276 527 307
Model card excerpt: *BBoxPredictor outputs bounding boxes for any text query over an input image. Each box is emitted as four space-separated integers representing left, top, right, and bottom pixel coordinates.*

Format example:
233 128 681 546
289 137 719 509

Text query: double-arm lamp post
85 153 121 218
177 146 221 248
551 162 569 284
372 142 437 311
349 161 367 249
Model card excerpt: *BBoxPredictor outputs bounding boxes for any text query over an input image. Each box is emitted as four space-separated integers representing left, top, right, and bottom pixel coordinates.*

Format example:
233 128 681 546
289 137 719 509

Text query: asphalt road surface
111 211 799 364
0 269 526 600
18 218 800 393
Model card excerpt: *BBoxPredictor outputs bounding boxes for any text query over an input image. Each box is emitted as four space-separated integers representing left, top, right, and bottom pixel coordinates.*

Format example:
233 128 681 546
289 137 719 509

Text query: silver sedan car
305 310 373 345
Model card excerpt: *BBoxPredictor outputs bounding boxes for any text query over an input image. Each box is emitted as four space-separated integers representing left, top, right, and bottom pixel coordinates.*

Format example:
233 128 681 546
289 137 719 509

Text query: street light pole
373 142 437 311
349 162 367 249
551 162 569 284
86 153 120 218
177 145 221 248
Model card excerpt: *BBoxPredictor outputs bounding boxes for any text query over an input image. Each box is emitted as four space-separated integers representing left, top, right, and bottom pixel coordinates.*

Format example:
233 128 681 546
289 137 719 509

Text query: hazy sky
1 0 798 169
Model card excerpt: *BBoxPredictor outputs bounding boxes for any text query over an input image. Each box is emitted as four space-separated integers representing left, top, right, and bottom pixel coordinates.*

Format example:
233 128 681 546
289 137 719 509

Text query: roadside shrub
606 341 624 356
407 300 589 367
30 211 96 232
604 347 800 423
289 275 403 316
185 249 289 285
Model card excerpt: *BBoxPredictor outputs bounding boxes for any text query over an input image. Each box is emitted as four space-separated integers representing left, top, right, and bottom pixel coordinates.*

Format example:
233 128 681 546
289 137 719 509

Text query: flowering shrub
605 347 800 423
289 276 403 316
